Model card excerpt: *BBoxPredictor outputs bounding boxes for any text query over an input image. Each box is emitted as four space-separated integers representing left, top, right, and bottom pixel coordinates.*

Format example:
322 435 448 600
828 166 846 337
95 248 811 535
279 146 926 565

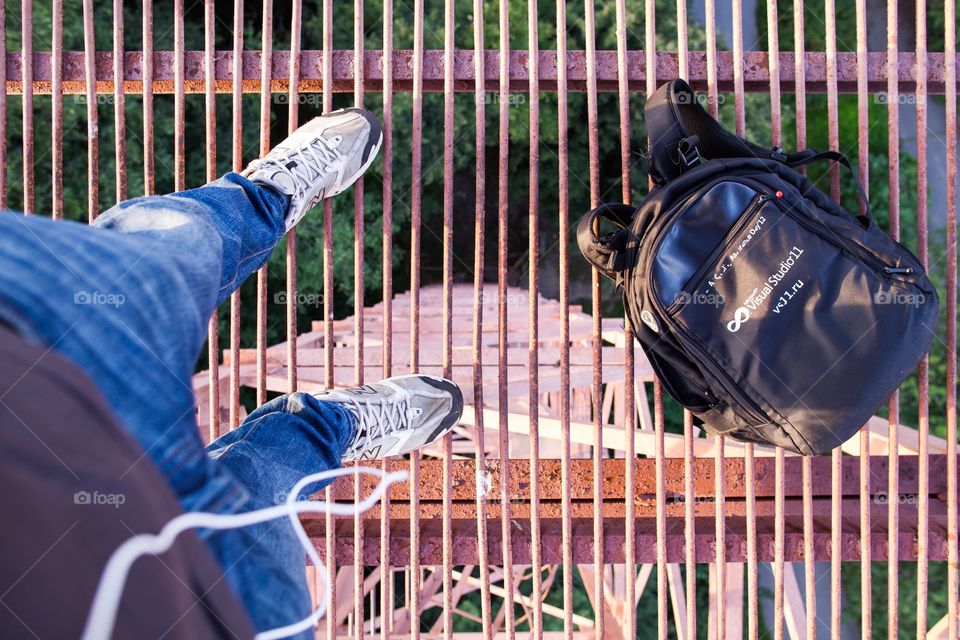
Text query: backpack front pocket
667 195 931 453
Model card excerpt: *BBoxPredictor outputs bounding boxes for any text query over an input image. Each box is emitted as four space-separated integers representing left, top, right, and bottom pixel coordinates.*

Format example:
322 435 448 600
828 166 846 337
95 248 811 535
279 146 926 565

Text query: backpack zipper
769 198 919 279
667 191 778 312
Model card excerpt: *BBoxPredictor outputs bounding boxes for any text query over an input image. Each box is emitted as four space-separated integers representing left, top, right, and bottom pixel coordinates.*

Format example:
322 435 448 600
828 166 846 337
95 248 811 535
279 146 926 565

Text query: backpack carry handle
576 203 636 283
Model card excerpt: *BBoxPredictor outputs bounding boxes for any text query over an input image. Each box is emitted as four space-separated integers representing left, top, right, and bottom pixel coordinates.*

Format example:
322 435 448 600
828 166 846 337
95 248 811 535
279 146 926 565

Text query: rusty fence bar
4 0 959 638
8 51 960 94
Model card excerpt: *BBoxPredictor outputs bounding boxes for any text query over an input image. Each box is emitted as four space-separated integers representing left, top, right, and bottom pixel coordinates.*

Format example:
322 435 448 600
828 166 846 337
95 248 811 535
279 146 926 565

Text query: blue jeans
0 173 355 637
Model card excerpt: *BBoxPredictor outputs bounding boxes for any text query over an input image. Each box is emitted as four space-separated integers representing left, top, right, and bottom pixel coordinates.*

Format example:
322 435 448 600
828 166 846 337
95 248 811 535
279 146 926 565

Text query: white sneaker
241 107 383 230
314 375 464 461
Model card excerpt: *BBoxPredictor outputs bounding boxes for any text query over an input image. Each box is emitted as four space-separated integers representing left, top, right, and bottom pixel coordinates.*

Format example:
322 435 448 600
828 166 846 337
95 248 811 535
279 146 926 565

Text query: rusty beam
325 455 952 503
309 510 953 566
7 50 960 95
302 456 956 565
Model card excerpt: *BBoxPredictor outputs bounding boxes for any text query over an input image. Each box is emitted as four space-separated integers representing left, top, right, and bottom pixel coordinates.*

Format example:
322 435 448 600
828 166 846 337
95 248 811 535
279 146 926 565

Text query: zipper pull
883 266 914 275
757 190 784 203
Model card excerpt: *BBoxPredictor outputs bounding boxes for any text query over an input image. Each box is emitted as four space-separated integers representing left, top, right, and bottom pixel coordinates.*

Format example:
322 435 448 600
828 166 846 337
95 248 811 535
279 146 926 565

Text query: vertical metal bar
381 0 393 385
674 9 696 638
675 0 687 81
765 0 786 636
766 0 782 148
408 0 424 636
614 0 634 637
614 0 630 203
470 2 492 638
682 410 696 640
441 0 455 637
352 0 365 635
173 0 185 191
944 1 958 637
322 0 338 634
527 0 543 636
51 0 63 220
205 0 220 442
143 0 154 196
113 0 126 202
773 455 785 640
556 1 574 636
703 0 718 117
287 0 302 393
21 0 33 213
801 458 815 640
731 4 758 638
823 2 844 639
352 0 364 393
257 0 273 408
856 0 873 640
713 434 726 640
703 1 725 634
914 0 930 634
497 0 514 634
381 0 395 633
229 0 244 430
885 1 900 635
643 2 666 638
83 0 99 221
854 0 871 635
583 0 604 635
795 19 815 637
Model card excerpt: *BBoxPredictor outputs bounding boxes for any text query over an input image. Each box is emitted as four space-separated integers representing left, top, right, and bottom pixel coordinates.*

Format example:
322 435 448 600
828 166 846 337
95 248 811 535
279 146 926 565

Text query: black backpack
577 79 938 455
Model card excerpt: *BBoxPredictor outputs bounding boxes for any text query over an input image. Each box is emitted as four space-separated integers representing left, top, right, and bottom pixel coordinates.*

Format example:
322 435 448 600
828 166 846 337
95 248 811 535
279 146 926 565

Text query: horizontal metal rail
7 50 960 94
307 456 955 566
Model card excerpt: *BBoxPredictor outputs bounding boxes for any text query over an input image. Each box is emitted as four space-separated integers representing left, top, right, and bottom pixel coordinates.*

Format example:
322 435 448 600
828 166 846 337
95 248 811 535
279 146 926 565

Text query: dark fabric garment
0 324 255 640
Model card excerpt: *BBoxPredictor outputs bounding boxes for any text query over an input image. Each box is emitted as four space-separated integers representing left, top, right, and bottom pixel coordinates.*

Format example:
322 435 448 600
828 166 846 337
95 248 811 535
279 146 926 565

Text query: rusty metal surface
9 50 960 94
307 456 955 570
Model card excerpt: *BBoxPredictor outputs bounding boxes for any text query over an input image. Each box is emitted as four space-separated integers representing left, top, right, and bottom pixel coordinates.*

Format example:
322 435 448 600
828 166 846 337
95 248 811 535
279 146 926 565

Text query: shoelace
268 136 344 202
344 394 412 454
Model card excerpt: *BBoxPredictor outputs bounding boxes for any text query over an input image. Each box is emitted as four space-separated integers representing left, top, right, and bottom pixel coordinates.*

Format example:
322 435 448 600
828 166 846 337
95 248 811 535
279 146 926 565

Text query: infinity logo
726 306 751 332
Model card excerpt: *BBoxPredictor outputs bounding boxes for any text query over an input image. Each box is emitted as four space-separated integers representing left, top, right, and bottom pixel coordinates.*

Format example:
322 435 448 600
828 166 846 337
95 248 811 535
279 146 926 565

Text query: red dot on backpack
776 190 784 198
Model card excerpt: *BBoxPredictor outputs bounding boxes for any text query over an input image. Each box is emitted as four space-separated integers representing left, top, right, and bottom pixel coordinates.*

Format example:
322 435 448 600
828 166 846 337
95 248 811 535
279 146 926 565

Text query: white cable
80 466 407 640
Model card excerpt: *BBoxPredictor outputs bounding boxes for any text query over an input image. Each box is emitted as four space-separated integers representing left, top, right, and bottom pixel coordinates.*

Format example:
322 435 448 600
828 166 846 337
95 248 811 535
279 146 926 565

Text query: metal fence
4 0 958 637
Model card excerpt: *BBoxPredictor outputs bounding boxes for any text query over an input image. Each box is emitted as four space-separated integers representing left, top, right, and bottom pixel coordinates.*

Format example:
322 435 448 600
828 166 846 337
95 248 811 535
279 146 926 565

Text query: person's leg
0 108 386 634
0 174 287 518
203 373 463 632
0 176 297 632
201 393 356 632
